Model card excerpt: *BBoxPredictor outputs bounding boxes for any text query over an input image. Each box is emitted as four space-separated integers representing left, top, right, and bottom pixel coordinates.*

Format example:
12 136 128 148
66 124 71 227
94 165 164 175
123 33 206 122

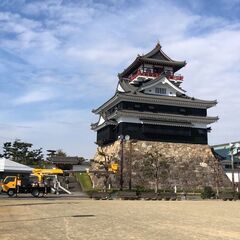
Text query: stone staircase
58 175 82 193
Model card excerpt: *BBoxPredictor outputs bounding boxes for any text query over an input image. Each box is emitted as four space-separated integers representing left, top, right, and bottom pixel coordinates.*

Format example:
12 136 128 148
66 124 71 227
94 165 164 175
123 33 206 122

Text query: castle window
155 88 166 94
145 67 152 73
148 105 155 110
134 104 141 109
179 108 187 114
198 129 206 135
153 67 162 73
148 105 156 112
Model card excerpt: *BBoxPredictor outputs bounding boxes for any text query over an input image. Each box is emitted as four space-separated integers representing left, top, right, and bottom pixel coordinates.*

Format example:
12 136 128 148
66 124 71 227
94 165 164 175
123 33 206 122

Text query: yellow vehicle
32 168 63 182
108 163 119 173
2 168 63 197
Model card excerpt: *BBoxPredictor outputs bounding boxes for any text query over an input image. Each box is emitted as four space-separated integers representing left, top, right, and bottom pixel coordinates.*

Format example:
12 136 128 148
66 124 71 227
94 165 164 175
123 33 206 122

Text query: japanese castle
91 43 218 146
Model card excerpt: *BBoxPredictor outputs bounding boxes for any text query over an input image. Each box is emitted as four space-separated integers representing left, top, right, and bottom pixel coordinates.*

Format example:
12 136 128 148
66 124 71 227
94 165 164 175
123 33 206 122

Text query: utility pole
129 141 132 190
120 138 124 191
229 143 240 193
128 140 137 190
230 146 235 192
119 135 130 191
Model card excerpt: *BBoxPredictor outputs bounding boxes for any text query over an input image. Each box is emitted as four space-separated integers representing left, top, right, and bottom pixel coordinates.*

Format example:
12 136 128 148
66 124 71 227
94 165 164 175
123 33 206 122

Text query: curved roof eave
109 110 219 124
92 93 119 114
119 44 187 78
92 91 217 114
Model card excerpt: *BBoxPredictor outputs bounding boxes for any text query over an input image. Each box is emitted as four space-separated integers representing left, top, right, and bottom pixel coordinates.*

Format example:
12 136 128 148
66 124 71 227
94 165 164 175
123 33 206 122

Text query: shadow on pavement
0 214 95 223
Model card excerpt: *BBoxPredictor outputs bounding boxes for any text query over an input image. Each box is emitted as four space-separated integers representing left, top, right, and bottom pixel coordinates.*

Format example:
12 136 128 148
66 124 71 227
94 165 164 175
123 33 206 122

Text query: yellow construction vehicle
32 168 63 182
108 163 119 173
2 168 63 197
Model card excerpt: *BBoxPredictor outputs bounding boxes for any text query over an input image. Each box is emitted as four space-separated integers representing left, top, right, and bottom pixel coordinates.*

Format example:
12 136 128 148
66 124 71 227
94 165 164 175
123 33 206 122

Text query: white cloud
14 88 57 105
0 109 96 158
164 27 240 145
0 0 240 157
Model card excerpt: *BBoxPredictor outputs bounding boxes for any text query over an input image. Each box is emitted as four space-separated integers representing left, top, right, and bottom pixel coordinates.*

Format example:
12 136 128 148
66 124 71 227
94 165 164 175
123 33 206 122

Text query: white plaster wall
116 116 208 129
192 123 208 129
226 172 240 183
144 82 177 96
117 83 125 92
116 116 141 124
98 116 105 125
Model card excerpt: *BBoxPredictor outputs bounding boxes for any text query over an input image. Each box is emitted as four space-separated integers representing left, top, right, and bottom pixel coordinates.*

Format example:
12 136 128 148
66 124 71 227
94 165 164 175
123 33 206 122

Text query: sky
0 0 240 158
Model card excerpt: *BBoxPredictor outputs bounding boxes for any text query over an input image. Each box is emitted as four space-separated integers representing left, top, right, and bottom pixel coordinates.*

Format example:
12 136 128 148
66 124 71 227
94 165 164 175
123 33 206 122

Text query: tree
1 142 12 159
97 147 115 191
0 140 44 166
211 156 221 198
55 149 67 157
142 149 170 193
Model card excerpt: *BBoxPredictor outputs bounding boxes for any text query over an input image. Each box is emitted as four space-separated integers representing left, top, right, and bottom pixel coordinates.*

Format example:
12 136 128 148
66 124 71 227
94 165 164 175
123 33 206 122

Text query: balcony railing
129 69 184 82
130 70 160 81
168 75 184 81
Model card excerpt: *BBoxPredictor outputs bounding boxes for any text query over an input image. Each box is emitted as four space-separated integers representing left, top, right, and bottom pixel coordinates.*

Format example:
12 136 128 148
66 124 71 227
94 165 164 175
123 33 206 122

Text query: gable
117 83 125 92
141 77 185 96
150 51 170 61
144 82 177 96
98 116 105 125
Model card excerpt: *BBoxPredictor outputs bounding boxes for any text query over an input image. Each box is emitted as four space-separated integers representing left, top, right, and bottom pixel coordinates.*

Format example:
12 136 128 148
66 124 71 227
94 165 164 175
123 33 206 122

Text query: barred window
155 87 166 94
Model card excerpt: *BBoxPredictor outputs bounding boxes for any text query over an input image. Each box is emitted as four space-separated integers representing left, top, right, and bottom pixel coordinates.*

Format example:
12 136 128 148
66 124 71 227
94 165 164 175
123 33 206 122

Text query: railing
130 70 160 81
168 75 184 81
129 70 183 81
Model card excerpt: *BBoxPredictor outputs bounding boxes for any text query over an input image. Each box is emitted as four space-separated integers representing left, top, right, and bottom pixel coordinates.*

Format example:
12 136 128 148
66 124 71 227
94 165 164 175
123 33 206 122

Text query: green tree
55 149 67 157
1 142 12 159
142 149 170 193
0 140 44 166
211 156 221 198
97 147 113 191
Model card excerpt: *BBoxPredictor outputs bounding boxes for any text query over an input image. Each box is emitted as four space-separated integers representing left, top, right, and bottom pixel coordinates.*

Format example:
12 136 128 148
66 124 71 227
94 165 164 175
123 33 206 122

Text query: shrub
136 185 145 195
233 191 240 200
201 186 215 199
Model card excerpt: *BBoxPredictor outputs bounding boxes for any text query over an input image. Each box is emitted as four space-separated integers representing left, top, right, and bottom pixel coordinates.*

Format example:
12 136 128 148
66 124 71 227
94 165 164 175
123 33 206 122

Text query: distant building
212 142 240 183
212 141 240 170
49 156 86 170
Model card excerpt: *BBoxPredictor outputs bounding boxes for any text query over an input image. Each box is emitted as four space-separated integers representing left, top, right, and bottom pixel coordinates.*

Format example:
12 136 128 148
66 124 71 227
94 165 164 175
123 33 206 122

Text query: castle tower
91 43 218 145
91 43 230 191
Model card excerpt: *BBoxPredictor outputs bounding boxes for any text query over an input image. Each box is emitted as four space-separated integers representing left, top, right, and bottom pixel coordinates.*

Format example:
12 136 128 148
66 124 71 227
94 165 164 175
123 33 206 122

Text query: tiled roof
49 157 83 164
92 88 217 114
107 109 219 125
119 43 186 78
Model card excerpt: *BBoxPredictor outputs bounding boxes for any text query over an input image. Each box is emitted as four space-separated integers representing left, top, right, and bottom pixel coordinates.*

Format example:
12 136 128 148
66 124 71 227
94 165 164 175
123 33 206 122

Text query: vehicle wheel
31 189 40 198
7 189 16 197
39 191 45 197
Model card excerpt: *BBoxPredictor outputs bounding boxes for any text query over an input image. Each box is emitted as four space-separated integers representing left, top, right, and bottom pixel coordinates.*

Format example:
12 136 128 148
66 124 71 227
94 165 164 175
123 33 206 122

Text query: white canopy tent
0 158 33 173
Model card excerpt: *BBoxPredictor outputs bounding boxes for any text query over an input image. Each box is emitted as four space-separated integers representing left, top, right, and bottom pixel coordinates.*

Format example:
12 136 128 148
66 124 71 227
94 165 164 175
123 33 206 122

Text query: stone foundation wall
90 140 231 191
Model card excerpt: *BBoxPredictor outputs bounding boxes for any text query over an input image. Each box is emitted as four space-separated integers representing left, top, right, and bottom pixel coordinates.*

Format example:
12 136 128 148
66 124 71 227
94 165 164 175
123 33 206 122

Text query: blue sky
0 0 240 158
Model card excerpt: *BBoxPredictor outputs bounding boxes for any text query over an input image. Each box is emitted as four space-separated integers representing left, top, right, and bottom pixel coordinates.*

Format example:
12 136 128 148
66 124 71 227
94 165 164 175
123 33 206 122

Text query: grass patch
75 173 93 191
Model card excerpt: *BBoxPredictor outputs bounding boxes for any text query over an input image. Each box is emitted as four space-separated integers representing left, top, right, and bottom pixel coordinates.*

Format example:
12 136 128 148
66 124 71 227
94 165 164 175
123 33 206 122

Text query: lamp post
229 143 240 193
230 144 235 193
128 140 137 190
119 135 130 191
129 141 132 190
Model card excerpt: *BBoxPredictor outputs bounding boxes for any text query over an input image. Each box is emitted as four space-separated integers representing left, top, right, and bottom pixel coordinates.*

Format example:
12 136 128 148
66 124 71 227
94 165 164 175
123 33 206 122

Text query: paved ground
0 197 239 240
